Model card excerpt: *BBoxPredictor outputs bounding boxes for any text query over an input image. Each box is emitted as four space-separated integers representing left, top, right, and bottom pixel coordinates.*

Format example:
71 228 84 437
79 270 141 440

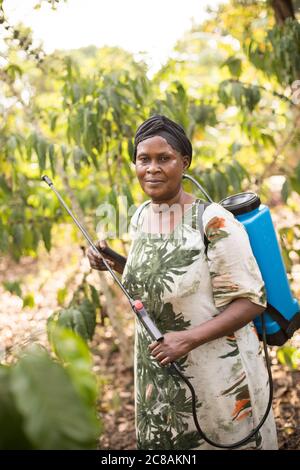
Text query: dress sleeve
202 202 267 309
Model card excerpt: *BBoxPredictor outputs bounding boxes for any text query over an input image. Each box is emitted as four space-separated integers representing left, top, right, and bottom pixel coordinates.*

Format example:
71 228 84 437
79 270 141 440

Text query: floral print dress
121 198 278 450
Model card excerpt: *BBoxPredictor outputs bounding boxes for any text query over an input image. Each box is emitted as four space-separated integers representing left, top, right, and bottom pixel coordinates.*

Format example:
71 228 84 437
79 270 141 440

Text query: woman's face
135 136 190 201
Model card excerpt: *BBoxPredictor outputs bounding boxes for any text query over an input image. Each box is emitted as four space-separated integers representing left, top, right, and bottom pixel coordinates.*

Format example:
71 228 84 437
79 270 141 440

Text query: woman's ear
182 155 190 172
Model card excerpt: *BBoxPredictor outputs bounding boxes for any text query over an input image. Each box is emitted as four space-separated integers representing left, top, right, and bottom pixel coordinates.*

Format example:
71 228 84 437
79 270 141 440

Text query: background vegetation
0 0 300 449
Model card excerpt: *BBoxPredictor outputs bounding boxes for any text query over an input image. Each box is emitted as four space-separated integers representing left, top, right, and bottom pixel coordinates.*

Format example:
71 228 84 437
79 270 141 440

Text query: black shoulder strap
197 201 211 254
135 200 151 228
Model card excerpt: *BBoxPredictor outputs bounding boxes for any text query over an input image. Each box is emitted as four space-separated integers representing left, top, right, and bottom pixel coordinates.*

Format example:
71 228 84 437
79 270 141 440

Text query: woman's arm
149 298 265 366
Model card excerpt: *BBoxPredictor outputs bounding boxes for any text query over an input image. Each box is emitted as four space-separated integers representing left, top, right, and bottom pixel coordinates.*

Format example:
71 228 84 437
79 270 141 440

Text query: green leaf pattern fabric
121 199 278 450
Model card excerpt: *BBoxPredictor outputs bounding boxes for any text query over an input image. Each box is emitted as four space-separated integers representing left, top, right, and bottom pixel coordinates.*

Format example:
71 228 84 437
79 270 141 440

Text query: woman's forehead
136 135 177 155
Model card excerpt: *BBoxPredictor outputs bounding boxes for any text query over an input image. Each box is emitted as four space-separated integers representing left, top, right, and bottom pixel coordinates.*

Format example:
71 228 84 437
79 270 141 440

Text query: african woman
88 114 278 450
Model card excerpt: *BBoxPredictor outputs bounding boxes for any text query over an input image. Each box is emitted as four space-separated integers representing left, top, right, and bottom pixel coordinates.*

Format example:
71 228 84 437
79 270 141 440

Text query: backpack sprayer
42 174 277 449
183 174 300 346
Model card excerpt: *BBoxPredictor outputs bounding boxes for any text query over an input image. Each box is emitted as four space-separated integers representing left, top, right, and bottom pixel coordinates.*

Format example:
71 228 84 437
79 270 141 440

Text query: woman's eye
160 156 169 161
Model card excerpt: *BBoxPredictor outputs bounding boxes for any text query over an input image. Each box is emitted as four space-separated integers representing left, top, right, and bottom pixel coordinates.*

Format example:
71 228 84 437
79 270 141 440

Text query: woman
88 115 278 450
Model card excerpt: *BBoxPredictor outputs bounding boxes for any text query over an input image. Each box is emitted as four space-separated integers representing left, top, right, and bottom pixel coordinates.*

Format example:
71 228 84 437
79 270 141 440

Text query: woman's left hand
148 331 192 366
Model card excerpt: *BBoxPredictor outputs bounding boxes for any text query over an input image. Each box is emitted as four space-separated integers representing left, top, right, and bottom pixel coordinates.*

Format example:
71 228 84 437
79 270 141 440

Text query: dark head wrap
133 115 192 167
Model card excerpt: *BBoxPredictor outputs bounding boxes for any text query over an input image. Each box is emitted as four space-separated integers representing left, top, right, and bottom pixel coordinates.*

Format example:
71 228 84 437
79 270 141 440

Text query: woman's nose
147 161 161 173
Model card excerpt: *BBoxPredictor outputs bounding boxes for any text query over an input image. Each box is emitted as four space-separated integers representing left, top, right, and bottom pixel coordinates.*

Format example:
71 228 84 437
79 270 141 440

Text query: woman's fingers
148 340 170 366
96 259 115 270
150 345 161 356
159 357 170 366
148 340 160 351
96 239 108 251
153 351 166 361
153 351 170 367
87 244 115 271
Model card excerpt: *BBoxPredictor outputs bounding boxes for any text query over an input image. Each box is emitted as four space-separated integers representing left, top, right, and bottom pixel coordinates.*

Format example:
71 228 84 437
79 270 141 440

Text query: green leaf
73 146 83 172
48 304 96 342
50 114 58 132
224 164 241 192
212 170 229 201
6 64 23 80
281 246 292 273
245 86 261 111
90 285 101 309
232 82 243 106
232 160 250 182
260 132 275 148
12 224 24 248
291 162 300 195
48 143 56 177
57 287 68 306
0 366 33 450
200 171 216 201
3 280 22 297
0 228 9 252
22 293 35 309
277 346 300 370
222 56 242 78
78 299 96 340
122 183 134 209
281 178 291 203
10 345 100 449
61 144 69 170
229 142 242 156
49 326 98 408
127 138 134 159
41 221 51 252
0 175 12 195
36 139 47 173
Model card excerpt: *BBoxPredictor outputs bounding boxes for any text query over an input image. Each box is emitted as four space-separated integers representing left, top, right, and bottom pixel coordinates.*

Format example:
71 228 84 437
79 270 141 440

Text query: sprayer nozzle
133 300 144 310
41 175 53 186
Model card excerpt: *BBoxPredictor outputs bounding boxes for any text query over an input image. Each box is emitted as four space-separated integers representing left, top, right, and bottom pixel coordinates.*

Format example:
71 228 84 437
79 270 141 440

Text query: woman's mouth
145 180 164 185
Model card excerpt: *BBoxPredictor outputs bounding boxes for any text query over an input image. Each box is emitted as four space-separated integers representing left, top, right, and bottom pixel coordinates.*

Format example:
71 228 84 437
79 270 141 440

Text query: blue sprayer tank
220 192 300 346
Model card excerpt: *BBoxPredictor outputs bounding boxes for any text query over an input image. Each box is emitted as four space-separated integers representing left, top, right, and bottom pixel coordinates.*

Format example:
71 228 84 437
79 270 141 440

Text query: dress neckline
139 198 200 236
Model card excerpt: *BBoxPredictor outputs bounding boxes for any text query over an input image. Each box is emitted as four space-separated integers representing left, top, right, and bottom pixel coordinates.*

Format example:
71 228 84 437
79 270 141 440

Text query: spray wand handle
132 300 164 341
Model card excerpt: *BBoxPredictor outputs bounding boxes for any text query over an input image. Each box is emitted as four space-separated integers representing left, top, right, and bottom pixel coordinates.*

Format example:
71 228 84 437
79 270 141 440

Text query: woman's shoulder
201 201 243 235
202 202 245 241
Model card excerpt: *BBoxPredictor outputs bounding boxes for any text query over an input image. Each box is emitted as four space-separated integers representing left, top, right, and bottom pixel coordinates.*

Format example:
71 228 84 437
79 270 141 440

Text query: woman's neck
150 187 195 212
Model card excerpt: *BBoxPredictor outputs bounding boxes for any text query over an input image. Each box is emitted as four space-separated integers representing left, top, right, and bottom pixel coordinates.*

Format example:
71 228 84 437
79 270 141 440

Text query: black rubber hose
168 313 273 449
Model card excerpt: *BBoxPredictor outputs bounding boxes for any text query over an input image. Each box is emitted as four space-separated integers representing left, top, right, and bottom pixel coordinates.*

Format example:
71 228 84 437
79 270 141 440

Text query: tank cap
219 192 260 216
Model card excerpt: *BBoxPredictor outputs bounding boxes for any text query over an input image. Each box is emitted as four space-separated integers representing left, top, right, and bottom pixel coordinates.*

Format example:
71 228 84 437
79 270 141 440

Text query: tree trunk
271 0 296 24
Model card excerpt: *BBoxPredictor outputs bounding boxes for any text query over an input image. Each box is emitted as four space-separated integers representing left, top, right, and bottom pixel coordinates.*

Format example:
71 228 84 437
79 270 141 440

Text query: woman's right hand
87 240 116 272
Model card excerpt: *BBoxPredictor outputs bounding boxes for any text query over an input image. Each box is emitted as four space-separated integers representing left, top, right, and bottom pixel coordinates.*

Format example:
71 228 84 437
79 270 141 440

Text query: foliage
278 224 300 274
277 345 300 370
48 279 99 341
0 273 102 449
1 0 300 450
0 341 101 450
2 0 300 257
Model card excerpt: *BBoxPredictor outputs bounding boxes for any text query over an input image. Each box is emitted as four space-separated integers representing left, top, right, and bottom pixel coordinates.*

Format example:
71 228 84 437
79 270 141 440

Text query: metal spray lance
41 175 163 342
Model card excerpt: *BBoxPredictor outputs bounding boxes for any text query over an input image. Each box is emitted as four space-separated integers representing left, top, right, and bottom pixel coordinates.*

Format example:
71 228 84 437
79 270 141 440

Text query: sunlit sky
4 0 224 72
